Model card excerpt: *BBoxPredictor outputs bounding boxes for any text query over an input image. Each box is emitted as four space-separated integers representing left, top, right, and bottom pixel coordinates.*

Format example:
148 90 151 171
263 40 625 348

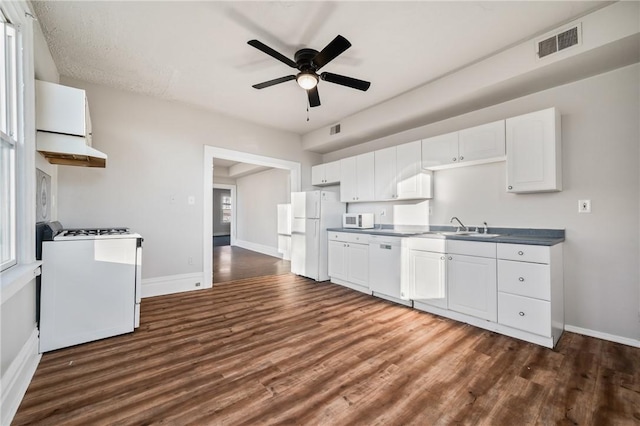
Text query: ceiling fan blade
320 72 371 91
252 75 296 89
247 40 297 68
312 35 351 70
307 86 321 107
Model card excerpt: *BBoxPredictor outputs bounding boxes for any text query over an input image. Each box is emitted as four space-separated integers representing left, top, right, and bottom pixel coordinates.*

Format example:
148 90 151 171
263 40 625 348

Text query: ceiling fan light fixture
296 71 318 90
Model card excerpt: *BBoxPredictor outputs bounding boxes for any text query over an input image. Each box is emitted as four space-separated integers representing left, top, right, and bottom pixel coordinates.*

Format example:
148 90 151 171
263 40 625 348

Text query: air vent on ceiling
536 23 581 59
330 124 341 135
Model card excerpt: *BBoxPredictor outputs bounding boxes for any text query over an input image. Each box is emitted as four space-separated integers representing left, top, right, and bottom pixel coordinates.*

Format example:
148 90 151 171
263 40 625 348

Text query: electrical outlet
578 199 591 213
169 195 176 204
195 282 201 287
188 196 195 205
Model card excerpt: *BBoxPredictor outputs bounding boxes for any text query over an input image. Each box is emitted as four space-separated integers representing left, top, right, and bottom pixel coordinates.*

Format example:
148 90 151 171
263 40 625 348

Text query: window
1 11 18 271
221 195 231 223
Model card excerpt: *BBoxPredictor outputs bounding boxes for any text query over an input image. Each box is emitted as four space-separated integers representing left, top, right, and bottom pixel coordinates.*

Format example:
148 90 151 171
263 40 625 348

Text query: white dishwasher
368 235 412 307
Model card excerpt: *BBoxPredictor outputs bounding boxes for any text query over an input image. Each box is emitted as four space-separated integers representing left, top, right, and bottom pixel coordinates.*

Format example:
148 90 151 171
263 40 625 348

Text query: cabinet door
447 254 497 321
356 152 375 202
407 249 447 309
324 160 341 184
506 108 561 193
347 243 369 287
396 140 427 199
421 131 458 169
328 240 347 280
311 164 324 186
340 156 358 202
458 120 505 163
374 147 396 200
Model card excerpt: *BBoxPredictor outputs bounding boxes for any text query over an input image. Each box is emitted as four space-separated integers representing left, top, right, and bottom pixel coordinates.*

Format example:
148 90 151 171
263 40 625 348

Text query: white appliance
277 203 292 261
291 191 346 281
369 235 411 307
39 224 142 352
343 212 375 229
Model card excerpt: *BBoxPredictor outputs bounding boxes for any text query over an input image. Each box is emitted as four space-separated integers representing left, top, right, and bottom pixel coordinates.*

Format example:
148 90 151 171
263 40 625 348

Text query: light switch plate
578 199 591 213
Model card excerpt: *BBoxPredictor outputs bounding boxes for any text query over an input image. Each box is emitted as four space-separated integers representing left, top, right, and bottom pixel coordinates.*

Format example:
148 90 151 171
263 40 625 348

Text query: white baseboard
141 272 209 298
235 239 282 258
564 324 640 348
1 327 41 426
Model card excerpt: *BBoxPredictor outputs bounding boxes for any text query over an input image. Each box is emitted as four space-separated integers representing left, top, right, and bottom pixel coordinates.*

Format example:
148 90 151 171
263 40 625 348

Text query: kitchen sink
420 231 502 238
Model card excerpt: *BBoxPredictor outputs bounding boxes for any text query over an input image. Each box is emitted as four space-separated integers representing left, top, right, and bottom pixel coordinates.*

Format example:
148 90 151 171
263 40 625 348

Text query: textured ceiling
32 1 609 137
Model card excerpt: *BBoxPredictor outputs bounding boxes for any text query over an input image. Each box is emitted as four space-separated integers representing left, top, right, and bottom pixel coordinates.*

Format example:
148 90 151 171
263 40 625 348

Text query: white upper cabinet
421 131 458 169
340 153 375 202
375 141 433 201
374 146 396 200
506 108 562 193
36 80 92 143
311 160 340 186
458 120 505 162
422 120 506 170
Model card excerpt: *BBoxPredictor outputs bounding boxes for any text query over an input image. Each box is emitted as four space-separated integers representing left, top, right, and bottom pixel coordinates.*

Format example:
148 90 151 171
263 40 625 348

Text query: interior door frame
213 184 237 246
203 146 301 285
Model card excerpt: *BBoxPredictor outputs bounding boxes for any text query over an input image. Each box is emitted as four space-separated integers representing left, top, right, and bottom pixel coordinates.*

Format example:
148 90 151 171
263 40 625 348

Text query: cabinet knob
452 157 457 162
519 311 525 316
518 251 524 256
440 256 445 260
448 256 452 260
508 185 513 190
459 156 464 161
519 277 525 282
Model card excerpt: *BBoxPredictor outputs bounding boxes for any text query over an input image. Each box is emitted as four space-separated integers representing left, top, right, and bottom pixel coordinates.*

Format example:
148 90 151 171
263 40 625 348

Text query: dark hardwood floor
13 274 640 425
213 245 290 283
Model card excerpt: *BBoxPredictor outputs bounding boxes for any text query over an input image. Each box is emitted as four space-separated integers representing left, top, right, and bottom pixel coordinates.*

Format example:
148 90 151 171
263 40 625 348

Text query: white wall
235 168 290 256
324 64 640 342
56 78 318 281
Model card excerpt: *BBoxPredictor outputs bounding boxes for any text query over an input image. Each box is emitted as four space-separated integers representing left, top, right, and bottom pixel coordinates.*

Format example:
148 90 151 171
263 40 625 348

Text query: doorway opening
212 184 235 247
203 146 301 285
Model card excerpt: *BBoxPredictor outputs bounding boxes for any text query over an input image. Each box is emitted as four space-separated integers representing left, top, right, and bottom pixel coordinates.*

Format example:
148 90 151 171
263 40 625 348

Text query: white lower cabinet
328 232 369 293
446 241 497 322
447 253 497 322
403 237 563 348
496 243 564 347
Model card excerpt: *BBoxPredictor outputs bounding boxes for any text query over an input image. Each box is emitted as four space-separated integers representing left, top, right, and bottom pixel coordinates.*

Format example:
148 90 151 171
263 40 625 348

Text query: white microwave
343 213 374 229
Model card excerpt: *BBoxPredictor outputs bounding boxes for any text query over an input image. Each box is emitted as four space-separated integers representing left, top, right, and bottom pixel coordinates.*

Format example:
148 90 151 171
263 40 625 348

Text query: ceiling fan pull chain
306 102 310 122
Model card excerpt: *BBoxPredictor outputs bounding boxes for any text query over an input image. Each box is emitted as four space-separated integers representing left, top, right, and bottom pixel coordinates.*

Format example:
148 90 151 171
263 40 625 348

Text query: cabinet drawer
498 292 551 337
328 232 368 244
447 240 496 258
404 237 446 253
498 260 550 300
497 243 549 264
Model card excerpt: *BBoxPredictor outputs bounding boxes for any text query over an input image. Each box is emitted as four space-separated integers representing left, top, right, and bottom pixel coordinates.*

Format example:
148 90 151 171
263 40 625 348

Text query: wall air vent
536 23 581 59
330 124 341 135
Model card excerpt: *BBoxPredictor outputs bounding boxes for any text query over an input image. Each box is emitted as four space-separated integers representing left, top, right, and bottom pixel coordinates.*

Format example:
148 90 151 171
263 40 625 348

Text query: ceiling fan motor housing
295 48 319 72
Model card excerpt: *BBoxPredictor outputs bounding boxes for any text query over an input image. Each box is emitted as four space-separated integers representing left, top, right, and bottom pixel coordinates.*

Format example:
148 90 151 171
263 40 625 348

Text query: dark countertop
326 226 565 246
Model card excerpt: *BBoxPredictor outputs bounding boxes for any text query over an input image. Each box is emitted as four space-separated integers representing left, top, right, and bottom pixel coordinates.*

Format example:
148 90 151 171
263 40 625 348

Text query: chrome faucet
450 216 467 232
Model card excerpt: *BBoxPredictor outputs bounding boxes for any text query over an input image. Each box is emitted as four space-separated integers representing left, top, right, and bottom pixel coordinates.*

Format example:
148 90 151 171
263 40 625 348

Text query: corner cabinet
421 120 505 170
340 153 375 203
374 140 433 201
311 160 340 186
506 108 562 193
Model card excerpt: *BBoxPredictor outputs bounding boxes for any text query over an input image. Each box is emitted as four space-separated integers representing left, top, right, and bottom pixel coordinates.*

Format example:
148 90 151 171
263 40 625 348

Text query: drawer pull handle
518 251 524 256
519 311 525 316
519 277 525 282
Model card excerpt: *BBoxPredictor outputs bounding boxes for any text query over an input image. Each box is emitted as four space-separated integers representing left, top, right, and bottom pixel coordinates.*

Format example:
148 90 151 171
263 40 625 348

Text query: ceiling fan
247 35 371 108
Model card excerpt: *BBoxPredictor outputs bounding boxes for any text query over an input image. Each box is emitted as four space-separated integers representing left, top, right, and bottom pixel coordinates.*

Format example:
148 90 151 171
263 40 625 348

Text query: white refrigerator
291 190 346 281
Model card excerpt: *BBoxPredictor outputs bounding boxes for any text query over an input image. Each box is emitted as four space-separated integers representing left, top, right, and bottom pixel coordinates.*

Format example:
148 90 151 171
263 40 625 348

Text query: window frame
1 11 19 272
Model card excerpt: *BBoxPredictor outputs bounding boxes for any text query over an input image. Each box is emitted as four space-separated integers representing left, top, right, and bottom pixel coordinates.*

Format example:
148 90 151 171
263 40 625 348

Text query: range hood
37 131 107 168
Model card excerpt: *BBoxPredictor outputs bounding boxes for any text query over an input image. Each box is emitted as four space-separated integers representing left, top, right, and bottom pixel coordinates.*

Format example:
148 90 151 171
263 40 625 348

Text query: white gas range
38 222 143 352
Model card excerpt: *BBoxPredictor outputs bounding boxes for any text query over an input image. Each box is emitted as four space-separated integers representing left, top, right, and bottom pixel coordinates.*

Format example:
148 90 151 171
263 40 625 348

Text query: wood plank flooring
13 274 640 425
213 246 290 283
